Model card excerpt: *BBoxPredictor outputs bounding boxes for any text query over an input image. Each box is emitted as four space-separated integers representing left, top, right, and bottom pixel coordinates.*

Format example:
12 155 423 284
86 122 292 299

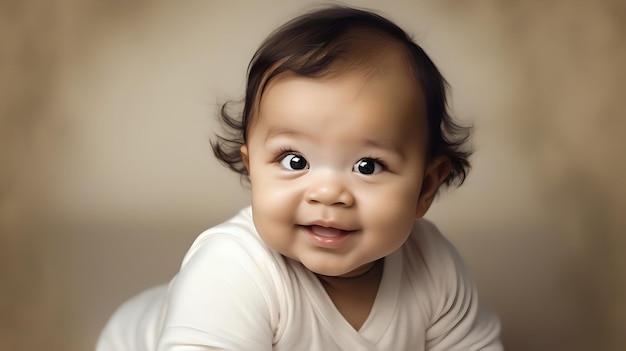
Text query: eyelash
274 149 387 172
362 155 386 169
274 147 299 161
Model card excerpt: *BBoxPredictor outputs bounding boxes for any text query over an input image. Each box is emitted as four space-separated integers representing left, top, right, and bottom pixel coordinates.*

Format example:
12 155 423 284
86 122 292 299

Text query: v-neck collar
297 249 403 347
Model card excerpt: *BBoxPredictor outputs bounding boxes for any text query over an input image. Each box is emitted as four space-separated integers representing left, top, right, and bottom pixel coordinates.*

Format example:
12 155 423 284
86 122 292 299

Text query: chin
301 260 364 277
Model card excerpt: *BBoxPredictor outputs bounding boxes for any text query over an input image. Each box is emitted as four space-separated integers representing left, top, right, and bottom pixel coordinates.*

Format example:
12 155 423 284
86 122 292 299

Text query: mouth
300 224 356 248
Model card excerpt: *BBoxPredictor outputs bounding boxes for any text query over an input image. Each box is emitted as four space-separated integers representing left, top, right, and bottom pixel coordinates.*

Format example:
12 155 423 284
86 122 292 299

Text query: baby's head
213 6 472 277
214 6 470 187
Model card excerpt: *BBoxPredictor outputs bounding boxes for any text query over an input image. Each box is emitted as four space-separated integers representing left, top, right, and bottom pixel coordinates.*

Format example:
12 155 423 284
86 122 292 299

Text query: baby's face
241 61 443 277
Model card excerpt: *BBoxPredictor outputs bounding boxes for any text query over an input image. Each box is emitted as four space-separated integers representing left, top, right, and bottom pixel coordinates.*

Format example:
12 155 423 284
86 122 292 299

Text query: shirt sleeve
421 223 503 351
157 234 276 351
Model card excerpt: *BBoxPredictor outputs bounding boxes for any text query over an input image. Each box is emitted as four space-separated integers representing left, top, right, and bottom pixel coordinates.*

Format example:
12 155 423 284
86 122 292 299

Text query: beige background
2 0 625 350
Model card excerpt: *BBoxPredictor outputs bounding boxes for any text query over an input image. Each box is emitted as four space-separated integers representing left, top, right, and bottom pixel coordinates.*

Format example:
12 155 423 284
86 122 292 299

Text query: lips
310 225 344 237
303 224 354 248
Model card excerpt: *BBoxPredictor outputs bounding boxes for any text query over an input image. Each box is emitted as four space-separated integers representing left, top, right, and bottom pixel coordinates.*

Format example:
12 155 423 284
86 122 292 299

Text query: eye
353 158 384 175
279 154 309 171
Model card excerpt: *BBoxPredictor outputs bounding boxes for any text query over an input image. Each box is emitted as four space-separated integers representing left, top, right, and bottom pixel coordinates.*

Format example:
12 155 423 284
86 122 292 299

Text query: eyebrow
265 128 303 141
363 138 406 160
265 127 406 160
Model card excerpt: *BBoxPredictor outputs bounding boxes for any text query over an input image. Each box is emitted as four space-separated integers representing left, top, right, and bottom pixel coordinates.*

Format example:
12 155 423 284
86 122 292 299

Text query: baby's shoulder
180 207 276 268
405 219 455 256
401 219 468 286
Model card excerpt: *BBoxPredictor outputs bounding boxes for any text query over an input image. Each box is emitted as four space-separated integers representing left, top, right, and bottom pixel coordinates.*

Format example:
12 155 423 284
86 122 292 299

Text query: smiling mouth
310 225 344 237
301 225 355 248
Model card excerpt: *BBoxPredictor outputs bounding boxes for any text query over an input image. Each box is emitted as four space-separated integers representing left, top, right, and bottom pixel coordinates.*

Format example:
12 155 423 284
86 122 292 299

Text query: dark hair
212 5 472 187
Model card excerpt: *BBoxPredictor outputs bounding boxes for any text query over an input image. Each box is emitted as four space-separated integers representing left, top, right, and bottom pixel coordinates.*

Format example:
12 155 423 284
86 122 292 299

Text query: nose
305 176 354 207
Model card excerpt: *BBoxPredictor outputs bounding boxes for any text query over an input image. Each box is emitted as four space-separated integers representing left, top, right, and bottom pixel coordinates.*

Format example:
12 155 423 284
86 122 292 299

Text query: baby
98 6 502 350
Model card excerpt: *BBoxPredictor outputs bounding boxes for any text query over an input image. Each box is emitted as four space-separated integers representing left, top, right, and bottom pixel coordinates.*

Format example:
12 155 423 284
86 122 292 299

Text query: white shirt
97 207 502 350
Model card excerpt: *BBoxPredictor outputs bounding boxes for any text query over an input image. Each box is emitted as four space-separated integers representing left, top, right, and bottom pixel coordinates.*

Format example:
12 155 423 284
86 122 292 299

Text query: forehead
254 61 428 149
250 31 420 113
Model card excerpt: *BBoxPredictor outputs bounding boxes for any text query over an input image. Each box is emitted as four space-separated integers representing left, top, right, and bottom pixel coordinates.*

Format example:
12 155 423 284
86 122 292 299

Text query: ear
240 144 250 172
415 155 451 218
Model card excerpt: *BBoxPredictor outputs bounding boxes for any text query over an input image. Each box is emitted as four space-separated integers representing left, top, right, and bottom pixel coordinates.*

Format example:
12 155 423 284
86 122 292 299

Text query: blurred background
1 0 625 350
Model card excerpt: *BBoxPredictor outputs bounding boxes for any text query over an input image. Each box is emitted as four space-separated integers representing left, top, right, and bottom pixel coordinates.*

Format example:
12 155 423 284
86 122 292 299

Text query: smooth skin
240 51 451 329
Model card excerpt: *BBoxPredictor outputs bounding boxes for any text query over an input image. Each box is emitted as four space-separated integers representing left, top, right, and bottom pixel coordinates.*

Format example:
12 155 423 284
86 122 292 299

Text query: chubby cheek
249 170 301 215
248 170 301 256
360 183 420 246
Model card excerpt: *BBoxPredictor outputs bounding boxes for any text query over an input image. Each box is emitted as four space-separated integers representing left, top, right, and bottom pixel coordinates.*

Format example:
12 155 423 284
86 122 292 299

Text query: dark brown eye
280 154 309 170
354 158 383 175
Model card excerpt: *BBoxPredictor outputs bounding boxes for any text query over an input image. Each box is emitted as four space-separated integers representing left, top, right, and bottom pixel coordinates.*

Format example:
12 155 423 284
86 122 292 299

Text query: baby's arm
422 225 502 351
157 235 276 351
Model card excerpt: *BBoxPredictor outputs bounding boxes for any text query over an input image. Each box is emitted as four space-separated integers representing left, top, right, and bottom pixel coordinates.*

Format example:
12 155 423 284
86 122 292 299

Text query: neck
316 259 383 286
